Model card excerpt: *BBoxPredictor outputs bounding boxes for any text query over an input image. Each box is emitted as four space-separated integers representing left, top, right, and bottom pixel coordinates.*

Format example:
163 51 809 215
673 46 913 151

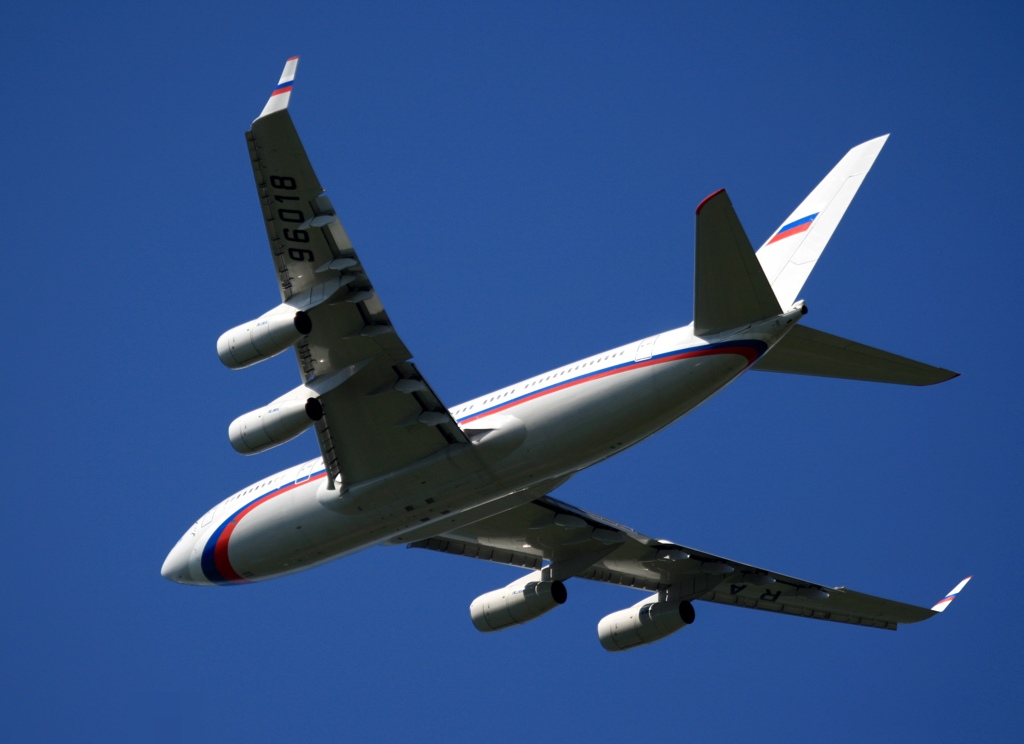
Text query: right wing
246 58 467 485
411 494 968 630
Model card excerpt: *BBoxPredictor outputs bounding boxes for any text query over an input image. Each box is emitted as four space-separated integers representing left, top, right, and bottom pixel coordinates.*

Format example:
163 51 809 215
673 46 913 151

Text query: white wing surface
412 495 963 630
246 58 467 485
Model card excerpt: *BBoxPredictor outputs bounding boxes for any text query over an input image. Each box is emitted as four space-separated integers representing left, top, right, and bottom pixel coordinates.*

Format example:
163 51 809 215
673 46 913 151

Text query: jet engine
228 396 323 455
597 597 695 652
470 572 567 632
217 310 312 369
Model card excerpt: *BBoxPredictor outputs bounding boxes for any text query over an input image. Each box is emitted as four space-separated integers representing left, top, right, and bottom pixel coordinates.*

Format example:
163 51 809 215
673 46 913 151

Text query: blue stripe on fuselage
456 339 766 424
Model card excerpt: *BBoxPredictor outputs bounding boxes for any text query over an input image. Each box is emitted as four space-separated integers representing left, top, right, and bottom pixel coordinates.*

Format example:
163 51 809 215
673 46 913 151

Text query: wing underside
411 495 946 630
245 59 466 485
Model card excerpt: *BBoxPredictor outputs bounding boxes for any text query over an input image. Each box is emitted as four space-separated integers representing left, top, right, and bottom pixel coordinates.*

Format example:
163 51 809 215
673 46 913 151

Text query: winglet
257 56 300 121
931 576 972 613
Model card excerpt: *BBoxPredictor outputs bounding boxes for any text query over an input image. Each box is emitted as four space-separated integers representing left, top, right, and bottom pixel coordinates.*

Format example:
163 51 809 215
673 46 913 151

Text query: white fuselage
161 309 802 585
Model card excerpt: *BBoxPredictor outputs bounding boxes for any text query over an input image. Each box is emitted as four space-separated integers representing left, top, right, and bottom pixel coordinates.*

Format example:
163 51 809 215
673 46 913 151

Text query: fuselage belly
165 321 791 585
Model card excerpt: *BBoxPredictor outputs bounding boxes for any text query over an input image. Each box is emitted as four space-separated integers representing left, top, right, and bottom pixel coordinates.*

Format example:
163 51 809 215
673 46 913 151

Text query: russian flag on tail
767 212 819 244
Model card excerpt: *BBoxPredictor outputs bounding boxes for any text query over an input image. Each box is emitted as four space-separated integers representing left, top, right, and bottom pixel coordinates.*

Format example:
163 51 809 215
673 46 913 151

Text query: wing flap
312 356 468 484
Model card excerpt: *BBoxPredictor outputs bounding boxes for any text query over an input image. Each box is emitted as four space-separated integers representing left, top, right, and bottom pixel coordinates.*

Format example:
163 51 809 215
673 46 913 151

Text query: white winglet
756 135 888 308
931 576 972 613
257 56 300 121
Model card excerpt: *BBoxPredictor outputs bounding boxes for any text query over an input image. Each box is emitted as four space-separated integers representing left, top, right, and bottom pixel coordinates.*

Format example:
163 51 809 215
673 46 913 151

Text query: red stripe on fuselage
212 472 327 583
459 344 758 425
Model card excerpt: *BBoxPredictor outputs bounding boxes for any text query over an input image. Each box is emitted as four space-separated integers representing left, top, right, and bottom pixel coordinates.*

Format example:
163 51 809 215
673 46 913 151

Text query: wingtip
853 133 890 156
256 56 301 122
930 575 972 613
917 368 960 386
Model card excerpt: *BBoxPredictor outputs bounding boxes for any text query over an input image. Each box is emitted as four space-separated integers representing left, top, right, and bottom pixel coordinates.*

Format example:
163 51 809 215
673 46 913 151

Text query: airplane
161 57 970 651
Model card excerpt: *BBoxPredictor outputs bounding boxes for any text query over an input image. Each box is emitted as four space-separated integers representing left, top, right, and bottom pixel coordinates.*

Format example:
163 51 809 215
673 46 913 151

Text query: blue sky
4 2 1021 741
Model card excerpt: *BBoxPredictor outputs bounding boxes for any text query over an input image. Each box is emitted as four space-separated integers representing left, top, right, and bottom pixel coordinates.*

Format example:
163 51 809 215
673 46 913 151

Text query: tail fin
757 135 889 308
693 189 782 336
753 325 959 386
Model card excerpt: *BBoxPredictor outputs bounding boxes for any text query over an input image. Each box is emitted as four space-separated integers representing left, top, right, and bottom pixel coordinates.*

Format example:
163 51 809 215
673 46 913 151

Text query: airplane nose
161 538 193 583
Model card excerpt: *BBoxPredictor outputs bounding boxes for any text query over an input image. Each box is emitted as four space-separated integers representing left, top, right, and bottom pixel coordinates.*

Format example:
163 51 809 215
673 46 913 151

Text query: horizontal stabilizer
753 325 959 386
694 189 783 336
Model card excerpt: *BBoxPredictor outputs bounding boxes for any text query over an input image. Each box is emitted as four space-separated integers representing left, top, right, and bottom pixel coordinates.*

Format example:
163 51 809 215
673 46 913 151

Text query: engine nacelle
470 573 567 632
217 310 312 369
228 396 323 455
597 598 695 652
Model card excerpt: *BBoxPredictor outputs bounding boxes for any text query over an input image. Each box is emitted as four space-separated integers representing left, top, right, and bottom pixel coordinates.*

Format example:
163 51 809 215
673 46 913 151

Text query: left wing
411 495 967 631
247 58 467 485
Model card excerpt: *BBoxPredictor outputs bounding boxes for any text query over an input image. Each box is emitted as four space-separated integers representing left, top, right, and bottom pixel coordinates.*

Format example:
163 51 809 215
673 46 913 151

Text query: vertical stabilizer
756 135 888 308
694 189 782 336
